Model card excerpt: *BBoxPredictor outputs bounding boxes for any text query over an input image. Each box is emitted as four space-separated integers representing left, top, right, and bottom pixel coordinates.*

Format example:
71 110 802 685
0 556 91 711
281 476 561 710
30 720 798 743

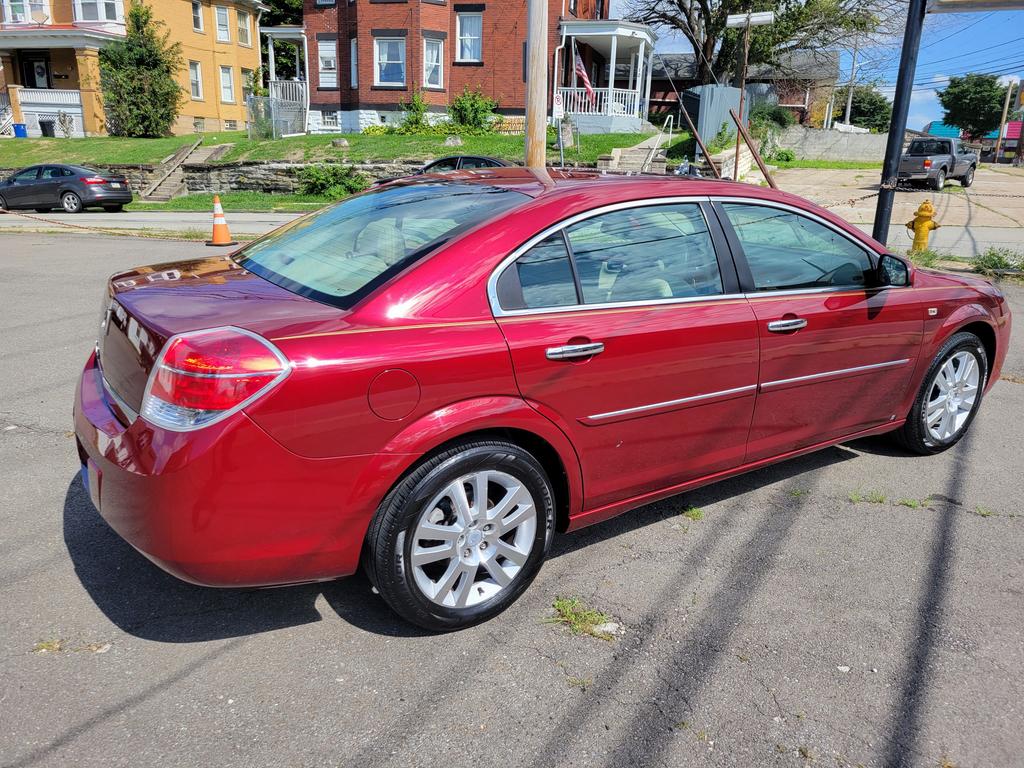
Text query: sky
608 2 1024 131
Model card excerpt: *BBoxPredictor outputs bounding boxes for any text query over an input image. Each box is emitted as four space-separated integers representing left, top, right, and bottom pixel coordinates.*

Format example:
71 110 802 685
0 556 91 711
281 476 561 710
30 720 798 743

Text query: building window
374 38 405 87
193 117 206 133
350 38 358 88
236 9 251 46
456 13 482 62
423 38 443 89
241 67 254 101
569 0 577 15
321 110 338 129
189 61 203 100
76 0 122 22
191 0 202 31
4 0 49 23
215 6 230 42
318 40 338 88
219 65 235 103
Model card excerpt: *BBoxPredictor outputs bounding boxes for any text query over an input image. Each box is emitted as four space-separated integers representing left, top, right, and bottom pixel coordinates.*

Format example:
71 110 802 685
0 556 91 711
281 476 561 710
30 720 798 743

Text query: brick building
293 0 657 134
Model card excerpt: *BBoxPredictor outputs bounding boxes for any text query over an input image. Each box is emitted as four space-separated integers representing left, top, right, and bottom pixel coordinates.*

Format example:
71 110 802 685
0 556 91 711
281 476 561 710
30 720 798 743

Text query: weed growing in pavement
32 639 64 653
548 597 615 640
848 490 885 504
681 506 705 521
788 488 809 498
972 506 995 518
798 745 814 761
1001 373 1024 384
896 498 922 509
565 675 591 691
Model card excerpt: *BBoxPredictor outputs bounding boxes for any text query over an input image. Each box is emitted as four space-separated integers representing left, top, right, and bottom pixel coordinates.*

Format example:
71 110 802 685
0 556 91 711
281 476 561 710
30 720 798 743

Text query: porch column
294 42 301 79
606 34 617 116
635 40 646 118
643 46 654 121
75 48 105 136
267 36 277 81
7 84 25 124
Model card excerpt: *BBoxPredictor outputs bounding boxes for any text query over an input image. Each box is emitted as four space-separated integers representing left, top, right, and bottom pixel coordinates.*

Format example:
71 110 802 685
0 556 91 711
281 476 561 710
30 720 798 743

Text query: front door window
22 56 51 88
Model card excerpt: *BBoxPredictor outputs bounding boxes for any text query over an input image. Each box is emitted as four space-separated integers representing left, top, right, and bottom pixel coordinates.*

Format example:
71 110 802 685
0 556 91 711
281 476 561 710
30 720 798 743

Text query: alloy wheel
62 193 82 213
410 470 537 609
924 350 980 442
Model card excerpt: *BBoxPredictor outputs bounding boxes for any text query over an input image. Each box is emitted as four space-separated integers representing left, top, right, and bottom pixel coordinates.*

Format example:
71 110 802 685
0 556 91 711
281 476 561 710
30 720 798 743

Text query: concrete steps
141 141 229 201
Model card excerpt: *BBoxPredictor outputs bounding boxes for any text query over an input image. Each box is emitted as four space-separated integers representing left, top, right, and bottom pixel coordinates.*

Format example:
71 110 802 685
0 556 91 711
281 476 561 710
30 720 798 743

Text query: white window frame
423 37 443 89
373 37 406 87
215 6 230 43
189 60 203 100
318 40 338 88
241 67 254 101
321 110 339 129
191 0 203 31
236 9 251 46
74 0 123 23
349 37 358 88
455 13 483 63
219 65 235 103
3 0 50 24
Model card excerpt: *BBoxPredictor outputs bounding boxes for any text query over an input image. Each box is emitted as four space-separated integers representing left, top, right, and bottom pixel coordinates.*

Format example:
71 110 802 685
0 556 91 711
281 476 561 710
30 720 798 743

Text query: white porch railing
269 80 306 104
19 88 83 108
558 87 640 117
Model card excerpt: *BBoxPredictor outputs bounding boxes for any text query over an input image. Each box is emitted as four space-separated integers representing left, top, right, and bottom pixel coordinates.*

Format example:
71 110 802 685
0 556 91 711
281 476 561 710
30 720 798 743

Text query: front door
714 200 924 462
35 166 66 208
494 200 759 511
5 166 42 206
21 54 51 89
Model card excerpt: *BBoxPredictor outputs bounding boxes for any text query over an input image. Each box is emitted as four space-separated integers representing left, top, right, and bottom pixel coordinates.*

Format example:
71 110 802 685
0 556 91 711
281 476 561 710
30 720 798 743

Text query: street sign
553 92 565 120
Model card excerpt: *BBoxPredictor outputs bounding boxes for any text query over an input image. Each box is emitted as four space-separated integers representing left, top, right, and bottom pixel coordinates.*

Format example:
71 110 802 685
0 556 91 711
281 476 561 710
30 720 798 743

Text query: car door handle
766 318 808 333
545 342 605 361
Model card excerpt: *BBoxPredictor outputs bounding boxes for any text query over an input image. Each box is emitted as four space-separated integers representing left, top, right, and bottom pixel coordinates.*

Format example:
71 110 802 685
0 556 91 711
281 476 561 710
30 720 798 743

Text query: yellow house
0 0 266 137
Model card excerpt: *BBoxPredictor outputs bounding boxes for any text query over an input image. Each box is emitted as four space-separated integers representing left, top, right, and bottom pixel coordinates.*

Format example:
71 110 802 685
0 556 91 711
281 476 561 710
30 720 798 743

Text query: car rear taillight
141 327 290 431
923 158 932 169
80 176 107 185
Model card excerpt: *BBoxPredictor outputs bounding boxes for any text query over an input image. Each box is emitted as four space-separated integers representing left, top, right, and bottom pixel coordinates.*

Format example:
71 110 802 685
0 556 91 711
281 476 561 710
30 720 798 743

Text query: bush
767 148 795 163
974 247 1022 276
906 248 942 268
398 90 431 134
448 87 497 131
706 122 735 154
750 103 796 128
297 164 369 198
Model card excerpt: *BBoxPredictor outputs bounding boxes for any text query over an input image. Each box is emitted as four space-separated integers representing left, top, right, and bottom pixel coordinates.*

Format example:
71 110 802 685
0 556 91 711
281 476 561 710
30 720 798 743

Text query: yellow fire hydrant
906 199 940 252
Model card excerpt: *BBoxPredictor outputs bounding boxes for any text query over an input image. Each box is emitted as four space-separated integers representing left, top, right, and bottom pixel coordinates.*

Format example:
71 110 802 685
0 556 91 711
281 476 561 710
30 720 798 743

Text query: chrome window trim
488 195 724 318
586 384 758 422
101 374 139 423
760 358 910 390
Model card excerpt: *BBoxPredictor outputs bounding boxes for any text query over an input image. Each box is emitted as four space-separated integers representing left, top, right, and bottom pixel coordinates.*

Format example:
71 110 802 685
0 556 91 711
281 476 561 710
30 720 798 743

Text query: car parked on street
74 170 1011 631
0 164 132 213
898 137 978 190
373 155 514 185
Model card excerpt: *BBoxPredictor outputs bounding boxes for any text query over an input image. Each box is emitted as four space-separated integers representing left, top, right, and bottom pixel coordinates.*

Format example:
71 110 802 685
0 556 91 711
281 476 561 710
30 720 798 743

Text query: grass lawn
0 132 247 168
774 159 883 170
128 191 328 213
216 132 654 166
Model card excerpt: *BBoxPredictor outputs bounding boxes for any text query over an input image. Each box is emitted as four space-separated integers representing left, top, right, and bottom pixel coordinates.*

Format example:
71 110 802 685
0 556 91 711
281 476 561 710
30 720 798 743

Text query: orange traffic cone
205 195 238 247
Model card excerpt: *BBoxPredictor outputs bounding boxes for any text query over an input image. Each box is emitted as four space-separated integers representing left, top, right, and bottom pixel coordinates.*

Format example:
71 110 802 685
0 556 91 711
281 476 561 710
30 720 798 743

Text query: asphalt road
2 233 1022 768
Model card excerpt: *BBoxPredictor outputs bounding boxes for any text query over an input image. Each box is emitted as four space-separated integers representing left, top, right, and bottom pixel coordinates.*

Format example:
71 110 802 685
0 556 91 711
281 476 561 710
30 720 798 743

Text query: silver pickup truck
898 137 977 190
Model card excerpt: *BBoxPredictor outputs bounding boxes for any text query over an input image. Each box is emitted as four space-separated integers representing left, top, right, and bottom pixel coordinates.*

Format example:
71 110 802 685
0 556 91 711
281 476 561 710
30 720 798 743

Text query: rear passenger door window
495 232 579 310
565 203 723 304
720 203 872 291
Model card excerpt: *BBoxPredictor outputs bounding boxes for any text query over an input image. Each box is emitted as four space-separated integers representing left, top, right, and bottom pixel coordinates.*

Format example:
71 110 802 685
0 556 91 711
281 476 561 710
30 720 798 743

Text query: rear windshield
235 182 529 309
907 139 950 155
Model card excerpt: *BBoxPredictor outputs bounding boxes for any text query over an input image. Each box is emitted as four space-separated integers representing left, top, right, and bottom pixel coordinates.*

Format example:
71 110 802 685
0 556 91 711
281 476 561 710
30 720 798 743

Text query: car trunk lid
97 255 345 415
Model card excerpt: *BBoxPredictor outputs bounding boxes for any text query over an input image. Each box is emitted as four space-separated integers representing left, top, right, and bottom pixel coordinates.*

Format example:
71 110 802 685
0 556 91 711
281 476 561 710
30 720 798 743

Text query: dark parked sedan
373 155 514 185
0 164 133 213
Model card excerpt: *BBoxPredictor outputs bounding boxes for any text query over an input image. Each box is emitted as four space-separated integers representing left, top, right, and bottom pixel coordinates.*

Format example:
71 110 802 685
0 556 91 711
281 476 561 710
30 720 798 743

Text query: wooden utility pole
993 78 1015 163
733 17 751 180
525 0 547 170
844 37 859 125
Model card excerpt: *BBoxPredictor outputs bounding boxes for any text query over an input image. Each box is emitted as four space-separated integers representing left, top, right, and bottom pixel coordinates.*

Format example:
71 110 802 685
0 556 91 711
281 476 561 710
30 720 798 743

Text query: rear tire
0 194 7 211
103 204 124 212
895 331 987 455
61 191 83 213
930 169 946 191
365 439 555 631
960 165 975 187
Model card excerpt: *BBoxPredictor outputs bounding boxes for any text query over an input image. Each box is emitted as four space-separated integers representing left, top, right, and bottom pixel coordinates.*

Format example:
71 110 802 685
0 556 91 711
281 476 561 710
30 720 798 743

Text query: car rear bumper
73 351 377 587
81 187 134 205
897 171 935 180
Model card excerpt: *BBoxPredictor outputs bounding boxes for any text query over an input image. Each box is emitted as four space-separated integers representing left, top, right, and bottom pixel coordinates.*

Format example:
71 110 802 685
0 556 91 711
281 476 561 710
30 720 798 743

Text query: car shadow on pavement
62 474 429 642
64 444 863 645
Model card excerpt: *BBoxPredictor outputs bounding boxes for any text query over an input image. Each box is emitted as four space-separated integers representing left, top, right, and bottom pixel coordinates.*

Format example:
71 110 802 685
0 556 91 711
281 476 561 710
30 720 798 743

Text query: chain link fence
246 96 306 140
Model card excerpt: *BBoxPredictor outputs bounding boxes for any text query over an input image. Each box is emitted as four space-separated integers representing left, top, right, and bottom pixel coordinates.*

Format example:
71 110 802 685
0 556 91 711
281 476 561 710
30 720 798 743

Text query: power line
915 38 1023 69
918 12 993 51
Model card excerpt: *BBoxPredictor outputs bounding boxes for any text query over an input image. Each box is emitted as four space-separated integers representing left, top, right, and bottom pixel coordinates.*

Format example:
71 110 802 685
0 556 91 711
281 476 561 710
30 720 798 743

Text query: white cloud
998 74 1020 86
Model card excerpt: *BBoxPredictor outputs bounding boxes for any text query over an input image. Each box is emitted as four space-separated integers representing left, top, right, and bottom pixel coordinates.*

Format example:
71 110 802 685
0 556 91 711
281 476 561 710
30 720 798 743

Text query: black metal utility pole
872 0 929 244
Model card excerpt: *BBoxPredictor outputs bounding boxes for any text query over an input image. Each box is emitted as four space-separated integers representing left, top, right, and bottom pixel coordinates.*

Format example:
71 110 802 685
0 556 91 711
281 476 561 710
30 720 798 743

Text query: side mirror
879 254 910 287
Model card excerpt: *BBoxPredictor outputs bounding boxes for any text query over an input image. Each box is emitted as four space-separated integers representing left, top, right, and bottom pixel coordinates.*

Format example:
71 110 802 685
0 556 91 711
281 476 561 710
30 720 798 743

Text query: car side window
460 157 492 169
565 203 723 304
41 166 64 179
721 203 872 291
496 233 579 310
428 159 459 172
13 168 39 182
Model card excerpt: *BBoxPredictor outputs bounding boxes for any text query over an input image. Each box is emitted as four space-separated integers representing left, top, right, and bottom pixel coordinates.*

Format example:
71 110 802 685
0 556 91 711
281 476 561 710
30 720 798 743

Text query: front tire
366 439 555 631
61 191 83 213
896 331 987 455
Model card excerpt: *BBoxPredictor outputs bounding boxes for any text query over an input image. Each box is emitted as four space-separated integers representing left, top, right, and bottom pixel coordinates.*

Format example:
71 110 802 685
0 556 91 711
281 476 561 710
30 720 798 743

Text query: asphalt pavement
2 233 1022 768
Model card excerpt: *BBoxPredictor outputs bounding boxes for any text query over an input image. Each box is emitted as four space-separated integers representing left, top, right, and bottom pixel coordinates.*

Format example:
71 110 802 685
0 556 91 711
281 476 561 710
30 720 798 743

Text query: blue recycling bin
12 123 28 138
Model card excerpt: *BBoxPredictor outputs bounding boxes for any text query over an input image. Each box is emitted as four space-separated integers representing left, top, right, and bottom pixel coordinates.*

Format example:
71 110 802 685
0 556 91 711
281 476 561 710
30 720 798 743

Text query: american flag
574 52 595 104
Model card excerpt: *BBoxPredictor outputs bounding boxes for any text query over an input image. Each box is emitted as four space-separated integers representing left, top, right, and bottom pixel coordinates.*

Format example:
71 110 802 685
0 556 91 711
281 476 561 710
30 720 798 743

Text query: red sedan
74 170 1011 630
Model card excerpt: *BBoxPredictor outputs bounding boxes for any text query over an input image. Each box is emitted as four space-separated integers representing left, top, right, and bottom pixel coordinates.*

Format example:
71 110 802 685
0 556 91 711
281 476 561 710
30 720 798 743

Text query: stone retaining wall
777 125 888 161
181 160 426 193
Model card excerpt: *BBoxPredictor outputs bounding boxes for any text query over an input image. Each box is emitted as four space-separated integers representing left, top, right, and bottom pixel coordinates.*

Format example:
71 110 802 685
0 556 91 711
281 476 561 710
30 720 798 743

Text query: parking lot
2 232 1022 767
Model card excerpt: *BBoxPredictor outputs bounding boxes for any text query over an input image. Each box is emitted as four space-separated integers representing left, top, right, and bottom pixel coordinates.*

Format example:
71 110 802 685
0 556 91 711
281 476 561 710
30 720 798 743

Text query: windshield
236 182 529 309
907 139 950 156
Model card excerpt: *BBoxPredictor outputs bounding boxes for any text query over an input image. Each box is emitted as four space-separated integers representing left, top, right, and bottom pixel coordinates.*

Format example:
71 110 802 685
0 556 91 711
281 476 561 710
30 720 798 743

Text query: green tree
99 1 184 137
832 85 892 132
938 73 1008 140
262 0 303 81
